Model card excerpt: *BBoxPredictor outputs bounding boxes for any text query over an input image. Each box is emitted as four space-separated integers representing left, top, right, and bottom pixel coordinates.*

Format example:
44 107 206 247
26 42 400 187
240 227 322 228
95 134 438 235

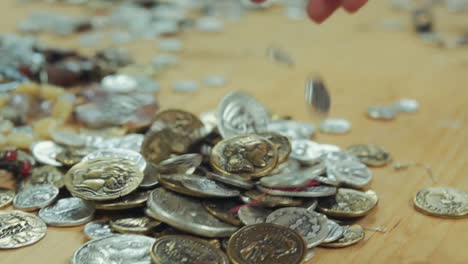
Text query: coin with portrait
258 132 291 164
414 187 468 218
318 188 378 218
0 210 47 249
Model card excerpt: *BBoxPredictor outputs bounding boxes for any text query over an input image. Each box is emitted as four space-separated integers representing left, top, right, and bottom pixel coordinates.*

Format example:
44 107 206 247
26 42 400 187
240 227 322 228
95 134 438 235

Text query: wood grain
1 1 467 263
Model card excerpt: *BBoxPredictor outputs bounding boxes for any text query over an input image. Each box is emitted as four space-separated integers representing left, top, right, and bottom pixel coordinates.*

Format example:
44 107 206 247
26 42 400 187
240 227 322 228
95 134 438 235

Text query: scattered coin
0 210 47 249
29 165 64 188
39 197 95 226
51 130 86 147
181 174 241 198
320 225 365 248
55 147 93 167
13 184 59 211
319 118 352 134
322 220 345 243
158 153 202 175
290 139 327 165
0 188 15 208
204 75 226 87
270 158 301 175
318 189 379 218
203 200 244 226
82 148 147 172
100 74 137 93
367 106 397 120
83 220 114 240
326 159 373 189
413 186 468 218
205 170 255 190
30 140 63 167
267 120 316 140
258 132 292 164
110 216 161 235
173 80 199 93
94 190 151 211
260 163 325 188
238 206 272 226
347 144 392 167
393 98 420 113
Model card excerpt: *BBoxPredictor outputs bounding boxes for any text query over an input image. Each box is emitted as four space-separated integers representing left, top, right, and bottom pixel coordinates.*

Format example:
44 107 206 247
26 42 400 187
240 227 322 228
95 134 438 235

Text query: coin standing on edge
414 186 468 218
0 210 47 249
39 197 95 226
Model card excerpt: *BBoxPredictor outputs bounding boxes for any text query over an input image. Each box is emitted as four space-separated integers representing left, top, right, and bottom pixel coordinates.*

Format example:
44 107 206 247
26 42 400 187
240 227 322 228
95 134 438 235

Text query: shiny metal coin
319 118 352 134
270 158 301 175
29 165 64 189
101 74 137 93
82 148 146 172
320 225 365 248
257 184 337 198
290 139 327 165
0 210 47 249
13 184 59 211
305 76 331 116
367 106 397 120
326 159 372 189
173 80 199 93
84 220 114 240
238 206 272 226
30 140 63 166
204 75 226 87
205 170 255 190
414 186 468 218
181 175 241 198
110 216 161 235
318 189 379 218
94 190 151 211
0 188 15 208
347 144 392 167
140 163 160 189
260 163 325 188
393 98 419 113
267 120 315 140
39 197 95 226
322 220 345 243
51 130 86 147
158 153 202 175
203 200 243 226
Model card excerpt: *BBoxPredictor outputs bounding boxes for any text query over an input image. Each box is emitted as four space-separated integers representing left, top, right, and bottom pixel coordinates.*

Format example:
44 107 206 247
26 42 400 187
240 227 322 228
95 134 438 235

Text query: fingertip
307 0 341 24
342 0 368 13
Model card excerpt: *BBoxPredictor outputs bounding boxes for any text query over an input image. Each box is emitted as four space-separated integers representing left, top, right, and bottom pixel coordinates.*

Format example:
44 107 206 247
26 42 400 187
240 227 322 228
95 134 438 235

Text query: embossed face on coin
347 144 392 167
30 166 64 188
0 211 47 249
414 187 468 218
13 184 59 211
318 189 378 218
151 235 230 264
0 188 15 208
141 129 172 164
210 135 278 179
258 132 291 164
227 223 306 264
64 157 143 201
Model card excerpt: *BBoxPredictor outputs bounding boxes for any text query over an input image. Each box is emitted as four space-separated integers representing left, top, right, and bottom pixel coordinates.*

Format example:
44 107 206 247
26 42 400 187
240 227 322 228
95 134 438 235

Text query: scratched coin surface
158 153 202 174
258 132 291 164
318 189 378 218
71 234 155 264
94 190 151 210
238 206 272 226
266 207 328 248
64 157 143 201
347 144 392 167
151 235 229 264
0 210 47 249
217 91 270 138
0 188 15 208
322 220 345 243
82 148 147 172
38 197 95 226
29 166 64 188
146 188 238 238
181 174 241 198
320 225 365 248
13 184 59 211
414 187 468 218
203 200 243 226
110 216 161 235
267 120 316 140
84 220 114 240
141 129 173 164
210 134 278 179
326 159 372 188
227 223 306 264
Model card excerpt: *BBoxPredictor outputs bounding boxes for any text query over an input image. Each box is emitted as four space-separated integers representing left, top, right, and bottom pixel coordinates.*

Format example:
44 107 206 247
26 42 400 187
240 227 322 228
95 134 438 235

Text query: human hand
252 0 368 24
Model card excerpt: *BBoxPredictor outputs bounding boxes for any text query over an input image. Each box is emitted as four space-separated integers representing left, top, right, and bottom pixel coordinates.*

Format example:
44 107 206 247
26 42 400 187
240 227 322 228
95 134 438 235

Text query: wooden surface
1 1 468 263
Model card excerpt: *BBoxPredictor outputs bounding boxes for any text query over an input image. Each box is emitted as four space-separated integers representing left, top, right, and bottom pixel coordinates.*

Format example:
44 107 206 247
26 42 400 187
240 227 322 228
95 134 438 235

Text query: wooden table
1 1 467 263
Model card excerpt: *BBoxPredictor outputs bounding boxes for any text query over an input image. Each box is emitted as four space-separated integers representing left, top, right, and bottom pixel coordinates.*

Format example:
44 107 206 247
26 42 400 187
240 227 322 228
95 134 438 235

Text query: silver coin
82 148 146 172
140 163 159 189
393 98 420 113
305 76 331 116
0 210 47 249
267 120 315 140
302 199 318 211
173 80 199 93
266 207 328 248
290 139 325 165
270 158 301 175
322 220 345 243
305 249 316 262
153 54 178 69
181 175 240 198
238 206 272 226
367 106 397 120
30 141 63 166
158 154 202 175
260 163 325 188
319 118 352 134
326 159 372 189
13 184 59 211
323 150 360 165
84 220 114 240
159 38 183 52
103 134 144 152
51 131 86 147
101 74 138 93
71 234 155 264
257 184 337 198
204 170 254 190
204 75 226 87
217 91 270 138
39 197 95 227
200 111 218 133
146 188 238 238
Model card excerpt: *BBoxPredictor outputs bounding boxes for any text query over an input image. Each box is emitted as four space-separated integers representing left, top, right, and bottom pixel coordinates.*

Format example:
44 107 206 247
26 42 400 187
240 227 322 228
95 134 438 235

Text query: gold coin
64 157 143 201
243 190 303 207
346 144 392 167
227 223 306 264
320 224 365 248
55 147 93 167
317 188 378 218
94 190 151 210
258 132 291 164
110 216 161 235
0 188 15 208
0 210 47 249
30 166 64 188
141 129 172 164
414 186 468 218
150 235 230 264
210 134 279 179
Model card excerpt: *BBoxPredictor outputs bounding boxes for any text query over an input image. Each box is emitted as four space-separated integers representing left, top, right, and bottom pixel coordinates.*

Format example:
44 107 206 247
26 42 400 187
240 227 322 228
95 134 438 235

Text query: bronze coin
258 132 291 164
141 129 172 164
346 144 392 167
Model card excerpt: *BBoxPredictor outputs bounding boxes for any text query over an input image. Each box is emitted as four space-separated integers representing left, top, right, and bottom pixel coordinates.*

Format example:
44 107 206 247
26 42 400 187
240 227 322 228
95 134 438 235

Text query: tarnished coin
323 151 359 165
326 159 372 188
82 148 147 172
64 157 144 201
290 139 330 165
51 130 86 147
260 163 325 188
110 216 161 235
151 235 230 264
367 106 397 120
258 132 291 164
71 234 155 264
319 118 352 134
320 225 365 248
94 190 151 210
158 173 201 197
203 200 243 226
266 207 328 248
257 184 337 198
0 188 15 208
267 120 315 140
305 76 331 116
243 190 303 207
147 188 238 237
217 91 270 138
0 210 47 249
30 141 63 167
55 147 93 167
205 170 254 190
270 158 301 175
238 206 272 226
413 187 468 218
210 134 279 179
318 189 378 218
347 144 392 167
181 174 241 198
227 223 307 264
13 184 59 211
39 197 95 226
158 153 202 175
141 129 173 164
29 166 64 188
140 163 160 189
84 220 114 240
302 199 318 211
322 220 345 243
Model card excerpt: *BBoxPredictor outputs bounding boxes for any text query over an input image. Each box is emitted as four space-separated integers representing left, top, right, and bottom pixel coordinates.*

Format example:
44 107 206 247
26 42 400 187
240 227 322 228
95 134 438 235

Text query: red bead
251 0 267 3
20 161 32 176
6 150 18 161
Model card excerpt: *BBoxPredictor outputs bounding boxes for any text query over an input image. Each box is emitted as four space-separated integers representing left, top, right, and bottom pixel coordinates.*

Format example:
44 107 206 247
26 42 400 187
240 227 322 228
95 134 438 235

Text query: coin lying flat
367 106 397 120
238 206 272 226
318 189 378 218
39 197 95 226
84 220 114 240
64 157 143 201
147 188 238 238
413 187 468 218
29 166 64 188
326 159 372 189
227 223 307 264
0 188 15 208
0 210 47 249
260 163 325 188
320 225 365 248
71 234 155 264
203 200 243 226
151 235 230 264
82 148 147 172
55 147 93 167
266 207 328 248
258 132 291 164
210 134 279 179
94 190 151 210
158 173 202 197
13 184 59 211
158 153 202 175
217 91 270 139
347 144 392 167
181 174 241 198
322 220 345 243
319 118 352 134
267 120 316 140
110 216 161 235
205 170 254 190
270 158 301 175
